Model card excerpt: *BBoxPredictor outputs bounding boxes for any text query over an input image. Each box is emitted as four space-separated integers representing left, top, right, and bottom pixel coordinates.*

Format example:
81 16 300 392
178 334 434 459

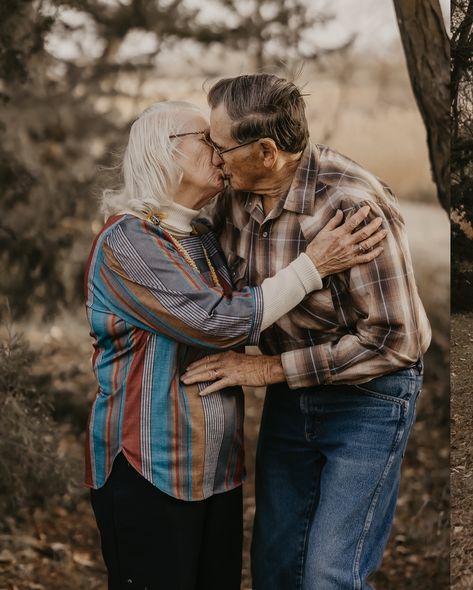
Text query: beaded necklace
146 212 221 288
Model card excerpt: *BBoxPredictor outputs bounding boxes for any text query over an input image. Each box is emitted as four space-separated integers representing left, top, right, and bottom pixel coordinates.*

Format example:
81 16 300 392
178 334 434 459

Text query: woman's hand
181 351 285 395
306 205 387 278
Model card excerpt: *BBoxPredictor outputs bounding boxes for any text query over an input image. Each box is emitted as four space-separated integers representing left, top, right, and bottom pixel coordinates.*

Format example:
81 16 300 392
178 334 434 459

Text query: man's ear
258 139 278 169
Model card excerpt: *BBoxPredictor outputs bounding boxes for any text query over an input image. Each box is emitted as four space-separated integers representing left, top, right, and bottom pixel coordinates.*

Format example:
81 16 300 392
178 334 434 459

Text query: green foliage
0 321 71 521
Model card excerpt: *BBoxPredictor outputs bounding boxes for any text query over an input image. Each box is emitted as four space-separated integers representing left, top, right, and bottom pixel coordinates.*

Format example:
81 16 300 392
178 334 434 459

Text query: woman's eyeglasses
169 131 259 157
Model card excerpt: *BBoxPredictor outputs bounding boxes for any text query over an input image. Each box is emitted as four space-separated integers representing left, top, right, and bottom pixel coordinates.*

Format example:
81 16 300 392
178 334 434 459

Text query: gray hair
207 74 309 154
101 101 203 218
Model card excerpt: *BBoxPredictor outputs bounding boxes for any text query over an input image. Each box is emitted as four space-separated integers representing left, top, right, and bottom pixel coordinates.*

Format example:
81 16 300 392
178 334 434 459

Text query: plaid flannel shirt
206 143 431 388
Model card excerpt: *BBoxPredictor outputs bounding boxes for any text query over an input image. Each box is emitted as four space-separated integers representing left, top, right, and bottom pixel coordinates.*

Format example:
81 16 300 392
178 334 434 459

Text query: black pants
90 453 243 590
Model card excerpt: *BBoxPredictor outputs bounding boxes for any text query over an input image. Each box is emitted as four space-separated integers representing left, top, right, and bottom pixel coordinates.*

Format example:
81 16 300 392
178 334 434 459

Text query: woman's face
173 113 225 207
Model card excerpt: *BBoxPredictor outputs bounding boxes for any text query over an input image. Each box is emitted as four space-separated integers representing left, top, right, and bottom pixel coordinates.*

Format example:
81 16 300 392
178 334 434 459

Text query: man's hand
307 205 387 278
181 351 285 396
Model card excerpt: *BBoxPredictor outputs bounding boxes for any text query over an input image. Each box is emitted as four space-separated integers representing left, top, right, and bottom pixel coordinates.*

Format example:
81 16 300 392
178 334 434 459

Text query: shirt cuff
247 286 264 346
281 345 333 389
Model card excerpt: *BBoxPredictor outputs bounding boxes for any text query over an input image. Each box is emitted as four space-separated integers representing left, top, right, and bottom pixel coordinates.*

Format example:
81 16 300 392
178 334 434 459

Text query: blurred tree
195 0 350 70
451 0 473 309
393 0 450 213
1 0 349 319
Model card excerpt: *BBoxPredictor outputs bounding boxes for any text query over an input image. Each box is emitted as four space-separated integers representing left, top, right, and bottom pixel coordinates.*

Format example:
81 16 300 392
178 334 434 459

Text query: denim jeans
251 362 423 590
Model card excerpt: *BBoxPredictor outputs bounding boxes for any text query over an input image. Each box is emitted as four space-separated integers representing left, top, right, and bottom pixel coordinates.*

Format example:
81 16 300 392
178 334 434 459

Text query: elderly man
182 74 430 590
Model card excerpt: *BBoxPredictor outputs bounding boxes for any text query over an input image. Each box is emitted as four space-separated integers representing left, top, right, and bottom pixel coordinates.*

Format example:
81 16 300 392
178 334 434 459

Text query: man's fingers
351 217 383 243
181 369 213 384
186 356 220 372
199 379 230 396
343 205 371 232
323 209 343 231
357 246 384 263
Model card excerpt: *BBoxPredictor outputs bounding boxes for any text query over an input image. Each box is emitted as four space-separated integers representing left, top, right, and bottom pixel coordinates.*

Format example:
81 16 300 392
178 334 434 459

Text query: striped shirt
207 143 431 388
84 214 263 500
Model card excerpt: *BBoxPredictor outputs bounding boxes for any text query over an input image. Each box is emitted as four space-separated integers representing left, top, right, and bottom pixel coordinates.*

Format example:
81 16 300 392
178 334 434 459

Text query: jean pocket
352 368 421 407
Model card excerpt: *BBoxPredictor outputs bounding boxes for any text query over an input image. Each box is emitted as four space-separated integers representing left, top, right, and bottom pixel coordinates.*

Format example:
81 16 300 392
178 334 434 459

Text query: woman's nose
211 150 224 167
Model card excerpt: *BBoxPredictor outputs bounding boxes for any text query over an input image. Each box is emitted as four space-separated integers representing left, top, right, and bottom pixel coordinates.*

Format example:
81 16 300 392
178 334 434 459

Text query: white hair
101 101 204 218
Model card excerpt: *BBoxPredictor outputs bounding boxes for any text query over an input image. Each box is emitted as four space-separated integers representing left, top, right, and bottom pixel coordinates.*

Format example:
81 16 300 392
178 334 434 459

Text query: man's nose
212 149 224 167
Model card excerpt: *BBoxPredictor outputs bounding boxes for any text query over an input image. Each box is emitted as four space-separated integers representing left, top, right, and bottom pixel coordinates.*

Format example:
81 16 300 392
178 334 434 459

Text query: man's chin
225 176 242 191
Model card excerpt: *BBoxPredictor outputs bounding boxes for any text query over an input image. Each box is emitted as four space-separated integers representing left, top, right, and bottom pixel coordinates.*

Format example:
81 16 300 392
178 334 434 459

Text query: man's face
209 103 266 192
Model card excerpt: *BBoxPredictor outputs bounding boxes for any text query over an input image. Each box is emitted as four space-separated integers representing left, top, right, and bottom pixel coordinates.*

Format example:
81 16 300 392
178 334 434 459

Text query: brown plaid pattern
205 143 431 388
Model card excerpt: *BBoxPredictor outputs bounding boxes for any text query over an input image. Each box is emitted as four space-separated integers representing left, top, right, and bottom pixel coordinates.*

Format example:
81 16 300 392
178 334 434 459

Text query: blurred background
0 0 449 588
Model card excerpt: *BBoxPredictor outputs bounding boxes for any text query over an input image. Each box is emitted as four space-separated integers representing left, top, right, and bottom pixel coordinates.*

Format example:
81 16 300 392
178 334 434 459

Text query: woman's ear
259 139 278 169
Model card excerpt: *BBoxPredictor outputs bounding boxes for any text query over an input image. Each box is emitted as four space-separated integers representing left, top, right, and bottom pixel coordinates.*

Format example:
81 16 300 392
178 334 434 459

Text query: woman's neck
157 201 200 237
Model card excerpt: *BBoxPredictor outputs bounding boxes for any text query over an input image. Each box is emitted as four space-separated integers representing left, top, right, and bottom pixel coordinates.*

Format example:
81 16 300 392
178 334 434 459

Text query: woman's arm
92 215 262 351
89 208 385 351
260 206 386 330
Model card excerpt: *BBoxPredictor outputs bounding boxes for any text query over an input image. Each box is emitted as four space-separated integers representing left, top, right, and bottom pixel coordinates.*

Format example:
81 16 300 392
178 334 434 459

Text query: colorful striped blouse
84 213 263 500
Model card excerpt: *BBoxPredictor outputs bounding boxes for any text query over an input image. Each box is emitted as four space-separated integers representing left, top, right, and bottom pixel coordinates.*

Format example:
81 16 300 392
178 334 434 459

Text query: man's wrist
265 355 286 384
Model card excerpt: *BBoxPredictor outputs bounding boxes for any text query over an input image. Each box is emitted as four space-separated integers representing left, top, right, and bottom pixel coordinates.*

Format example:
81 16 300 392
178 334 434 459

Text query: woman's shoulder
92 213 176 264
104 213 167 242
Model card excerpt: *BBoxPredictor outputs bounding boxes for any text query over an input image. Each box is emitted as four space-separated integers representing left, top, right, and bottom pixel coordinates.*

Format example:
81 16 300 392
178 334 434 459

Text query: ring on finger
358 244 365 253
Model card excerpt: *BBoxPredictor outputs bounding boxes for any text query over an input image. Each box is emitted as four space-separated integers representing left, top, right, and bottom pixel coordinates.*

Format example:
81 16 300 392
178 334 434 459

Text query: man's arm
280 200 430 388
182 201 430 394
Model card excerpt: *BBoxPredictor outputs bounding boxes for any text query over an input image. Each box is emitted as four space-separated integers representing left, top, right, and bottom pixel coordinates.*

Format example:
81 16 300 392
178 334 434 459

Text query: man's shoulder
314 143 398 210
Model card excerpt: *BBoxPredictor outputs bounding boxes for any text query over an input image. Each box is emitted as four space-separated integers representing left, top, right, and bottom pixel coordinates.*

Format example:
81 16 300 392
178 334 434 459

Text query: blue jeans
251 362 423 590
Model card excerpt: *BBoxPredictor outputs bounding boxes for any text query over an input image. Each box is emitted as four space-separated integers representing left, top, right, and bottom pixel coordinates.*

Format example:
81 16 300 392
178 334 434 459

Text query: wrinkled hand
181 351 285 396
306 205 387 278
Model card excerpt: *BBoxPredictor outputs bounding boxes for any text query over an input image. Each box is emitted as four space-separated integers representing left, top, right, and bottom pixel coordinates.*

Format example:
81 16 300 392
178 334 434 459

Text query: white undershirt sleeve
260 253 323 331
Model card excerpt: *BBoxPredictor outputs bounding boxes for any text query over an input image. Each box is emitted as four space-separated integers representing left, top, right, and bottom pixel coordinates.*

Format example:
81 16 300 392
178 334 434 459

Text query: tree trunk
393 0 450 212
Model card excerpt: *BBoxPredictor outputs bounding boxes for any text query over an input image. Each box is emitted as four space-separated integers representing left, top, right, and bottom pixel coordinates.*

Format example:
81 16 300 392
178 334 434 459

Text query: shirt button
262 231 268 238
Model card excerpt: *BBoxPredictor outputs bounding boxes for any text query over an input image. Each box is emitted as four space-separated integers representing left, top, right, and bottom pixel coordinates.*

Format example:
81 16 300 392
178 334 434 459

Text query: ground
451 313 473 589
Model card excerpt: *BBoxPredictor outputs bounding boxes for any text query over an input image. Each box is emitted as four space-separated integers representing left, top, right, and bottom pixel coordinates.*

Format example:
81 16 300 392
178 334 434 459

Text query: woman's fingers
357 228 388 252
356 246 384 263
351 216 383 243
341 205 371 233
322 209 344 231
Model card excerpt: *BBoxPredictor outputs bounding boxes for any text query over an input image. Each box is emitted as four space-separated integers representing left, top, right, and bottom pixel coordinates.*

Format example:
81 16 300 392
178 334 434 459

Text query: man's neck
252 156 301 216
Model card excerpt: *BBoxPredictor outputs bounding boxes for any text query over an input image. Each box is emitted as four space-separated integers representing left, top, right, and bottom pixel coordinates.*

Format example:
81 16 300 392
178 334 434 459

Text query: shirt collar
282 143 319 216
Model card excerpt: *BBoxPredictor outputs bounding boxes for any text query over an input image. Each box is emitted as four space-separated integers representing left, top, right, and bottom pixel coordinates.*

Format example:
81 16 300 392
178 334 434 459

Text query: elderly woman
84 100 385 590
